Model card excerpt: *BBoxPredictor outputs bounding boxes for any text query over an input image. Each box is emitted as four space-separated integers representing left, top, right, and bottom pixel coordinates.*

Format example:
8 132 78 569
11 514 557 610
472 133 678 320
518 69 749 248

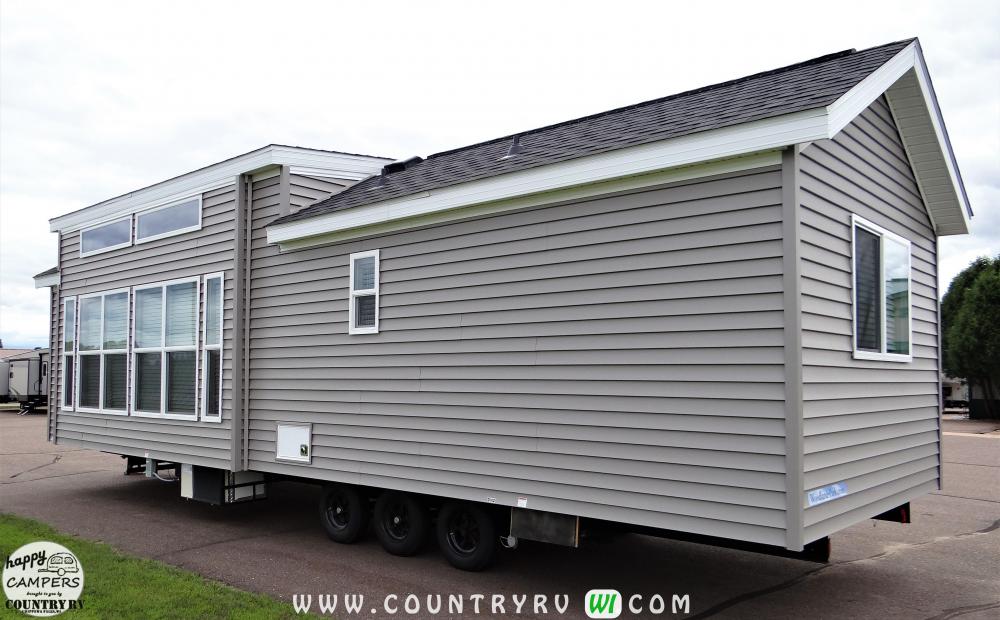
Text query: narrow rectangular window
852 215 912 361
348 250 379 335
62 298 76 410
136 197 201 243
80 216 132 257
854 227 881 352
201 274 223 421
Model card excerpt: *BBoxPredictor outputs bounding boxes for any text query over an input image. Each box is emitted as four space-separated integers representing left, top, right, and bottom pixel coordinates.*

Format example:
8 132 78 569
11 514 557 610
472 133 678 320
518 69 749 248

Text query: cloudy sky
1 0 997 348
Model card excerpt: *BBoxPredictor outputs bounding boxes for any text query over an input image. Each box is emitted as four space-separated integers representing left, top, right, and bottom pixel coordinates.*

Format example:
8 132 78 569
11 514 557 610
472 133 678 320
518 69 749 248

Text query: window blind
165 282 197 347
135 352 162 412
103 292 128 350
79 297 102 351
205 277 221 346
166 351 196 413
135 288 163 348
79 355 100 408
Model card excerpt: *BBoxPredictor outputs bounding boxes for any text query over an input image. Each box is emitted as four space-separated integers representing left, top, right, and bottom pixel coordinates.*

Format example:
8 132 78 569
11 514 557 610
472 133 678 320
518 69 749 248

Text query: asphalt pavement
1 407 997 619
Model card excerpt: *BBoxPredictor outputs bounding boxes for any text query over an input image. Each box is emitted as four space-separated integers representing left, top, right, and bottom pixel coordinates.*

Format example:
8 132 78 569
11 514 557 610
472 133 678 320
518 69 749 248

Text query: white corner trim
34 272 60 288
267 108 829 246
50 146 391 234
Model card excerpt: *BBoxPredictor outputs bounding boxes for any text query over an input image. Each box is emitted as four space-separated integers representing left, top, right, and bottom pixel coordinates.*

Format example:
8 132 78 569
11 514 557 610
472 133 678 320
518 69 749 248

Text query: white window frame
135 196 203 245
201 272 224 422
61 297 77 411
850 214 913 363
348 249 380 335
75 288 131 415
131 277 200 420
79 216 133 258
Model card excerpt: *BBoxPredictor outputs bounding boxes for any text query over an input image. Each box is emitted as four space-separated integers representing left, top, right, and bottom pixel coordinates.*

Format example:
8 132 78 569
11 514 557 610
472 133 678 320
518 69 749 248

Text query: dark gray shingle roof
275 39 913 226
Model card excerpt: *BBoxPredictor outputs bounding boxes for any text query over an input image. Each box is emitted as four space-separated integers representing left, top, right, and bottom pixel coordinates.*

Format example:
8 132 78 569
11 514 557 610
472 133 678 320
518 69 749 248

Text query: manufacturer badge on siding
807 482 848 507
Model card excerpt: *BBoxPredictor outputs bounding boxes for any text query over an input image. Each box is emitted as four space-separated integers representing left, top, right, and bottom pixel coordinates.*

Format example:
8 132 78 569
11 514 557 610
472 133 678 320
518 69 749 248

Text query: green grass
0 514 312 619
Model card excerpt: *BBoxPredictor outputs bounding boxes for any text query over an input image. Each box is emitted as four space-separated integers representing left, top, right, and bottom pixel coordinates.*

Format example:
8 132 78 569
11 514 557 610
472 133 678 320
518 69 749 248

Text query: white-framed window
61 297 76 410
80 216 132 257
348 249 380 335
136 197 201 244
132 278 199 418
851 214 912 362
76 289 130 414
201 273 224 422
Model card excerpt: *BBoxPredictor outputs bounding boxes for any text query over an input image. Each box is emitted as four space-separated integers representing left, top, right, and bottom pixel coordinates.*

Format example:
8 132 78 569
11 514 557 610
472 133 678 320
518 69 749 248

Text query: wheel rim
325 491 352 530
383 500 411 541
446 509 481 556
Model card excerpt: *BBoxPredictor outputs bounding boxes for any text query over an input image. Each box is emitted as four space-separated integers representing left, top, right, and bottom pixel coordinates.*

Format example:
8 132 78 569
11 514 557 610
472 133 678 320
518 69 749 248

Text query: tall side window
77 290 129 413
133 279 198 417
852 215 912 361
348 250 379 335
202 273 223 422
80 216 132 257
61 298 76 410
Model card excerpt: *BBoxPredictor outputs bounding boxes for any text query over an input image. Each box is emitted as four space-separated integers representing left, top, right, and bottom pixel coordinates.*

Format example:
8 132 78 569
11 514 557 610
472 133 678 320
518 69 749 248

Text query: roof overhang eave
269 40 970 247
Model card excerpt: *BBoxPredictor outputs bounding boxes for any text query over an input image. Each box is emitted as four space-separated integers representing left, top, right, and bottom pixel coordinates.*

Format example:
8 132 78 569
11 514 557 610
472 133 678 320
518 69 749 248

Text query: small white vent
276 423 312 463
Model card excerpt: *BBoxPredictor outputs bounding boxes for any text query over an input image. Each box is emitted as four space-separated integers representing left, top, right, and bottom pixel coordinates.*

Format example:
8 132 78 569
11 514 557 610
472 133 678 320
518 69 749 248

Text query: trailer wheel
373 491 429 556
319 484 368 544
436 501 498 571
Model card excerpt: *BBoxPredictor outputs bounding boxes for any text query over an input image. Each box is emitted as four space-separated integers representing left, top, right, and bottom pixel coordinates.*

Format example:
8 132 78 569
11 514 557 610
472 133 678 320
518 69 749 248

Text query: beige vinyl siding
53 184 238 468
798 97 940 542
247 167 791 546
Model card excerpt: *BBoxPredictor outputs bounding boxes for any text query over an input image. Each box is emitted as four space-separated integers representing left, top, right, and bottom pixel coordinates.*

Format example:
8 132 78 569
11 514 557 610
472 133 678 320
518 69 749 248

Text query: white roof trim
34 271 59 288
50 145 392 233
826 41 970 235
268 110 828 246
269 40 971 246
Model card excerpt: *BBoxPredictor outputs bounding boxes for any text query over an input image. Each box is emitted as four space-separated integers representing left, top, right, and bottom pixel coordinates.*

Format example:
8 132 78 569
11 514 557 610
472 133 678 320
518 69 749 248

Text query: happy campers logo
3 541 84 616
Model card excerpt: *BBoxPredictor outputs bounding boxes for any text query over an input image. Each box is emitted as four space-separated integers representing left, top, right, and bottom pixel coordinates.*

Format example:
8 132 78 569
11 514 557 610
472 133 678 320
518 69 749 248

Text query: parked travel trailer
38 39 971 570
7 349 49 412
0 360 8 403
0 349 32 403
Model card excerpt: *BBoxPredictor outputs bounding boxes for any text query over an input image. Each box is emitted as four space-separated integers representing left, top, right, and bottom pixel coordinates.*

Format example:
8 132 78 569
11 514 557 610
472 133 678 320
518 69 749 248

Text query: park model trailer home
39 39 971 571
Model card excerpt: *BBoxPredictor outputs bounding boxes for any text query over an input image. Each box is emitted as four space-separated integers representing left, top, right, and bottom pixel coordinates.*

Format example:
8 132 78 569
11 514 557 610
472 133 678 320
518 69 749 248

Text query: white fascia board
49 146 391 233
826 40 971 235
909 43 972 231
34 272 60 288
826 42 917 137
268 109 827 246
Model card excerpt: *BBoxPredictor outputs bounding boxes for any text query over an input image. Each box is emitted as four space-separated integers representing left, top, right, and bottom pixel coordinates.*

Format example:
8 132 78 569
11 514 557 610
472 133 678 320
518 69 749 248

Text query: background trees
941 256 1000 419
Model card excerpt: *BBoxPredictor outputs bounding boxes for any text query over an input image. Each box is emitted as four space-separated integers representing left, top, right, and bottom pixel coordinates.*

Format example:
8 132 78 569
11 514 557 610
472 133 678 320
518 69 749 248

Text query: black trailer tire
373 491 429 556
319 484 368 544
436 501 498 571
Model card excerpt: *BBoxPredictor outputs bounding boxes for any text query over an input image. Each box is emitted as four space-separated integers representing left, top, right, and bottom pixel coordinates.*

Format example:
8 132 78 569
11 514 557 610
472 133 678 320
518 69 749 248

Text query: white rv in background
7 349 49 413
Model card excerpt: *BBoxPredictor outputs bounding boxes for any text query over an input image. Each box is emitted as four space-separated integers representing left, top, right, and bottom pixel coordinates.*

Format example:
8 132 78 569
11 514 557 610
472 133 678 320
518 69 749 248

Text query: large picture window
348 249 379 335
132 278 199 417
76 290 129 413
201 273 223 422
852 215 912 362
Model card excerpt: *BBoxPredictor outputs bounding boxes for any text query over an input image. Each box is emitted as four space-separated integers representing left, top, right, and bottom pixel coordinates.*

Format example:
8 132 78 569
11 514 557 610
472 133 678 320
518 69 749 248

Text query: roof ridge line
425 41 910 161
